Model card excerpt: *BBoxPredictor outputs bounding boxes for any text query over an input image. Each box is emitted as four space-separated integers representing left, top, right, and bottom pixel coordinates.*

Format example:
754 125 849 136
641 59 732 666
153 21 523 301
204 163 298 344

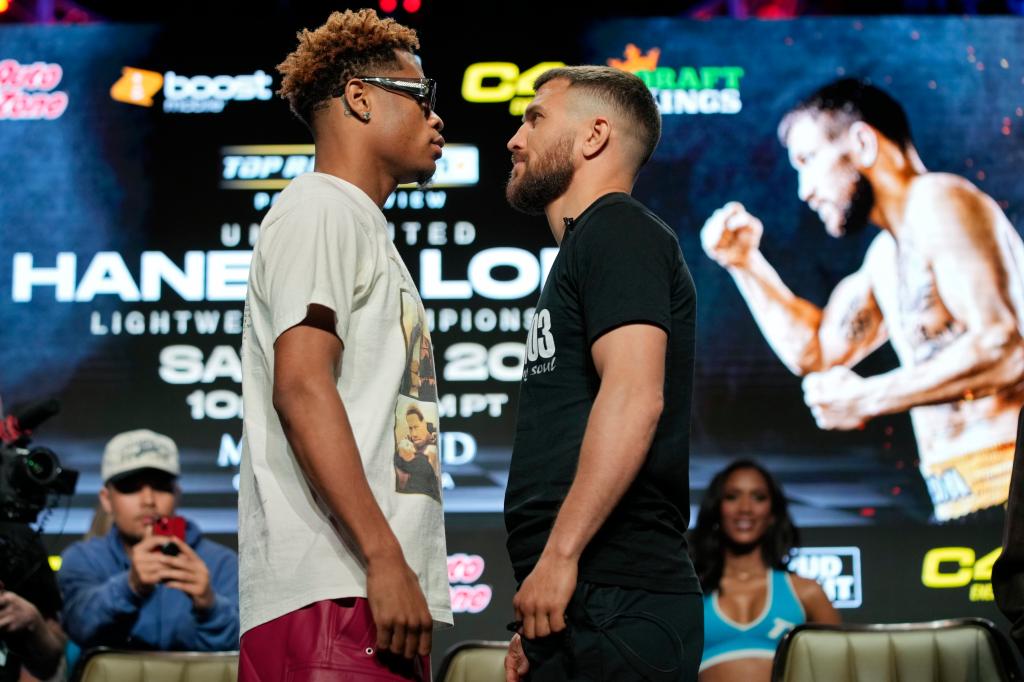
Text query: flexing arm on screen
701 201 887 378
273 304 432 660
512 323 666 640
802 185 1024 430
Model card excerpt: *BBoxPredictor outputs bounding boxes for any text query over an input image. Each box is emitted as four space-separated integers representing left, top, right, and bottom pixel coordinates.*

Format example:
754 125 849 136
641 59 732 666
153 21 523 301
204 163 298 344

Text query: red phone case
153 515 186 541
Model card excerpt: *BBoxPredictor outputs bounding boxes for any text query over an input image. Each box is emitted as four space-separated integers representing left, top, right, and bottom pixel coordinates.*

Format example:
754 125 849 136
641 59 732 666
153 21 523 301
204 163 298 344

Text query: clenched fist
701 202 764 269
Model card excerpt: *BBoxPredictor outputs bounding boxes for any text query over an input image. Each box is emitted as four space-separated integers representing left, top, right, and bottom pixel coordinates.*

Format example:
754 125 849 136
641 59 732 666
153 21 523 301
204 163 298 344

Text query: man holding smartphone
59 429 239 651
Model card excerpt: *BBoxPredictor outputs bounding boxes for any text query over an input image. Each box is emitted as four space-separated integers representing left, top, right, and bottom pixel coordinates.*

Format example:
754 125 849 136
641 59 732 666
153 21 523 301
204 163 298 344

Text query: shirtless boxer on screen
701 78 1024 521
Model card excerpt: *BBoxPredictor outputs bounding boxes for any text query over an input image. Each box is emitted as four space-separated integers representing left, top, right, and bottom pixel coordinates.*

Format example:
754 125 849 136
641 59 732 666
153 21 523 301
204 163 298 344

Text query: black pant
521 582 703 682
994 407 1024 655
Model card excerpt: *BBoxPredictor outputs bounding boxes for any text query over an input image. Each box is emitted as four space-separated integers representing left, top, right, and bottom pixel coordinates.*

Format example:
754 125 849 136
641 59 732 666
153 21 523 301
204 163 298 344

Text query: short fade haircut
778 78 914 151
277 9 419 129
535 65 662 171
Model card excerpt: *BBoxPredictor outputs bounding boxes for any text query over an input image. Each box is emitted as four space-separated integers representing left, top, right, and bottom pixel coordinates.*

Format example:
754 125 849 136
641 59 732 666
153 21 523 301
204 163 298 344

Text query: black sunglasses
356 76 437 115
109 470 177 494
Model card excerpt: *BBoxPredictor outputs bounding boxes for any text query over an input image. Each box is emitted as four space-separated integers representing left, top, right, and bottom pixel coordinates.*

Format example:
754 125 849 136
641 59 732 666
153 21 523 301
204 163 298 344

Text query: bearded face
786 113 876 238
506 132 576 215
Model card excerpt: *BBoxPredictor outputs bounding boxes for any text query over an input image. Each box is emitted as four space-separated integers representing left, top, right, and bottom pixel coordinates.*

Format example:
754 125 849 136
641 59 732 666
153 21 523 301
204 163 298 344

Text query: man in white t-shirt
237 9 450 680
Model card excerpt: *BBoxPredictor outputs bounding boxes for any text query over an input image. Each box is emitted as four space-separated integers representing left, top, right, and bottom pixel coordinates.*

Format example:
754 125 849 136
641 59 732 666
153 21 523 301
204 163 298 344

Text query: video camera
0 399 78 524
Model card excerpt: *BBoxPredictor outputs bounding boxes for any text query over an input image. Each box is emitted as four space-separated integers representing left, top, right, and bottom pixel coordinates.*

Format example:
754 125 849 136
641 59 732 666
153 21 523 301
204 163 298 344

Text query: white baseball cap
101 429 180 484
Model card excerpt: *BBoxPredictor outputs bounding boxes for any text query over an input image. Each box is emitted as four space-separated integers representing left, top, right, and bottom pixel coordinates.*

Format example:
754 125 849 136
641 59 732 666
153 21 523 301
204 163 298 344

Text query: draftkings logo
607 44 744 116
790 546 862 608
921 546 1001 602
111 67 273 114
0 59 69 120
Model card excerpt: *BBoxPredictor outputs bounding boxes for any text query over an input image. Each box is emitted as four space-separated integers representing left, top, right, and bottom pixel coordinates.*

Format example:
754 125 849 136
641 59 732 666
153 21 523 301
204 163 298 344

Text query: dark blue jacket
58 519 239 651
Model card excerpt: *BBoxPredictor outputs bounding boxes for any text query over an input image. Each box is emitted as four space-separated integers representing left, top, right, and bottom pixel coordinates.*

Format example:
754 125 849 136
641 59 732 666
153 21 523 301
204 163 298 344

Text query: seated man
59 430 238 651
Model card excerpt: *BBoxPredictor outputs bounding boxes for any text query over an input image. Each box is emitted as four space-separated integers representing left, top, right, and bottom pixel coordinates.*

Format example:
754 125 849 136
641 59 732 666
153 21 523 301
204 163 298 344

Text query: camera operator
0 522 66 682
58 430 238 651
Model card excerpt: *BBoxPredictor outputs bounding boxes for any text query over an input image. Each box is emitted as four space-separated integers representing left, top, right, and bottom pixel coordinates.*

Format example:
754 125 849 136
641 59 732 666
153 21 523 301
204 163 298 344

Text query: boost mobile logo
607 44 744 116
110 67 163 107
112 67 273 113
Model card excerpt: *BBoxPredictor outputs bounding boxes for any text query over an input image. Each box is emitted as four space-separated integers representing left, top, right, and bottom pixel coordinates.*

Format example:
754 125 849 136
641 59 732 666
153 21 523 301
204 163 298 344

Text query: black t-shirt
0 523 63 682
504 193 701 594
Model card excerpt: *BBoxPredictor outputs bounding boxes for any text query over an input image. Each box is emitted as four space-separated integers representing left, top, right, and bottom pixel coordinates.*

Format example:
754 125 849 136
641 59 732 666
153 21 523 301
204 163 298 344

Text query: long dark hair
690 460 799 595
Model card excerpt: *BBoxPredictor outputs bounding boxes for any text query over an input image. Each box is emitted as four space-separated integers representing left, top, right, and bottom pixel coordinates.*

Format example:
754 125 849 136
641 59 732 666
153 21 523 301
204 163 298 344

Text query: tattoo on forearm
842 297 873 342
913 320 964 362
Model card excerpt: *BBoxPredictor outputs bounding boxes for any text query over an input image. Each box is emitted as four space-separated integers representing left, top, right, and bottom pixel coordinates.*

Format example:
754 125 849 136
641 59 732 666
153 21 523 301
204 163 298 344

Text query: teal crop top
700 568 806 672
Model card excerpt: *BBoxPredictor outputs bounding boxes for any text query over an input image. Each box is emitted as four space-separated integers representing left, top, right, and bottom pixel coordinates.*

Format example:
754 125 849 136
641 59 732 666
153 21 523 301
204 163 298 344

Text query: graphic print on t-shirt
522 308 557 382
393 290 442 502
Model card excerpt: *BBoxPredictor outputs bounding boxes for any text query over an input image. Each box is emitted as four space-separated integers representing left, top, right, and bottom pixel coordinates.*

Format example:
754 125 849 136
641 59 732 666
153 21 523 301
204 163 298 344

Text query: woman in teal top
690 460 839 681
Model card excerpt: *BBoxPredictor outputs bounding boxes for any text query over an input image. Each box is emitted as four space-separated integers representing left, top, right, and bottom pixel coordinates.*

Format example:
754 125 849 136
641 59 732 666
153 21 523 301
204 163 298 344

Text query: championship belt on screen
922 442 1014 521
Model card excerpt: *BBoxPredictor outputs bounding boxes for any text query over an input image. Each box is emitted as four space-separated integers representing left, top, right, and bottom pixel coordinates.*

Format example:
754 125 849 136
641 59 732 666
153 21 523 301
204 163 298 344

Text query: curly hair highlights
689 459 800 596
277 9 419 128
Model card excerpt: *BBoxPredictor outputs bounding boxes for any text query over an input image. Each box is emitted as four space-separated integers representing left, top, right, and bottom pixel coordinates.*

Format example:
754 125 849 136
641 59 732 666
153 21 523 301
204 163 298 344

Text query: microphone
1 399 60 445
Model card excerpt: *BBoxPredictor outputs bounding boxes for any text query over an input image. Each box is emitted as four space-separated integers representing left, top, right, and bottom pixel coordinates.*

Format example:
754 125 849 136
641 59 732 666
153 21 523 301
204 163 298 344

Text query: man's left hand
504 634 530 682
0 590 44 635
802 366 872 430
513 553 577 640
159 538 215 611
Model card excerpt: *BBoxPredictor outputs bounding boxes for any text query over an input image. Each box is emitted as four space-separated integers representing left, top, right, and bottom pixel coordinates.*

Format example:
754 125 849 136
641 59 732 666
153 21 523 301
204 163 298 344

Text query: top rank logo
111 67 273 114
0 59 69 121
607 44 744 116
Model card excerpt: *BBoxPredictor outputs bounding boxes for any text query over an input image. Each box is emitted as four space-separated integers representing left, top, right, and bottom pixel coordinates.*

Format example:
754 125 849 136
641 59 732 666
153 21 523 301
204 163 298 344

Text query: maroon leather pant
239 598 431 681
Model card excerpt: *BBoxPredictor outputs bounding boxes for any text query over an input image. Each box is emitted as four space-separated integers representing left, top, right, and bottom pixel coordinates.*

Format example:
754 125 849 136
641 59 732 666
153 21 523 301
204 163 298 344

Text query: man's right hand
701 201 764 268
127 525 173 596
504 634 530 682
0 589 45 636
366 550 433 660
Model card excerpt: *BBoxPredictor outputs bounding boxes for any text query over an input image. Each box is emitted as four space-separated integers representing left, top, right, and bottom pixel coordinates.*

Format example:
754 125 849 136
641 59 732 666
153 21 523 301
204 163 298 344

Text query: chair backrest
772 618 1023 682
437 640 508 682
71 648 238 682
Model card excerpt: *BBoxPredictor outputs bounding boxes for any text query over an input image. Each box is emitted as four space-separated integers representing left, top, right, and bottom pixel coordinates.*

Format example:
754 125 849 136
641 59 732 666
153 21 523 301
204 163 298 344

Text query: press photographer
0 399 76 682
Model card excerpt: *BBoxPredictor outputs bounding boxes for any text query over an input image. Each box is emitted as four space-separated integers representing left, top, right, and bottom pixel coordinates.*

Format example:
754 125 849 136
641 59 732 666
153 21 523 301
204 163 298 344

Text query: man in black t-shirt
502 66 702 681
0 523 66 682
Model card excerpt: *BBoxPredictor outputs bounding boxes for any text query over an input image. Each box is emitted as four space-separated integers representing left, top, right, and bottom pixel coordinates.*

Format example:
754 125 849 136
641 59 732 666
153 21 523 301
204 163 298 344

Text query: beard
505 134 575 215
835 172 874 238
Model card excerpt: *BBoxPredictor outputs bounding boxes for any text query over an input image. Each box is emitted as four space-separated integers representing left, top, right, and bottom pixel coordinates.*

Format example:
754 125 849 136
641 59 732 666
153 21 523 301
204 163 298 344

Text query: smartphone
152 515 186 542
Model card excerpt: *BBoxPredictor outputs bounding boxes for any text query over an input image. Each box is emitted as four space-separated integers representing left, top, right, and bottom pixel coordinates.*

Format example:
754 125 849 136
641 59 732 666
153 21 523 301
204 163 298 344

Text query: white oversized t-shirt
238 172 451 635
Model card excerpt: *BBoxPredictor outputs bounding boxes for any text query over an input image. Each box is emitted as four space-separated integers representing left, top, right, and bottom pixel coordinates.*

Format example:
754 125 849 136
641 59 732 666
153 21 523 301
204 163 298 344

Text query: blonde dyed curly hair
277 9 419 127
